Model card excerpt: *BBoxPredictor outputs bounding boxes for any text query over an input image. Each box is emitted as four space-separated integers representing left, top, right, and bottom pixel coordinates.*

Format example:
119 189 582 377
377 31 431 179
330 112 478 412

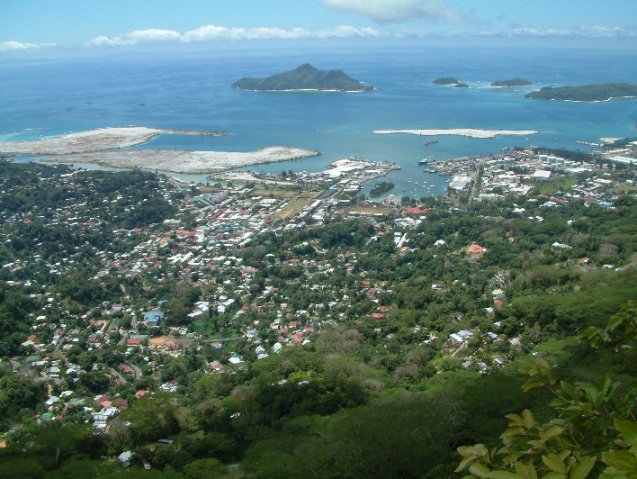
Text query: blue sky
2 0 637 51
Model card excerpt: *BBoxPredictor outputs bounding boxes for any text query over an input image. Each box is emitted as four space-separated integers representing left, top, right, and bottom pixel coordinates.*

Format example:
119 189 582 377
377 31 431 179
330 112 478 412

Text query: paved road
130 364 142 379
108 367 126 386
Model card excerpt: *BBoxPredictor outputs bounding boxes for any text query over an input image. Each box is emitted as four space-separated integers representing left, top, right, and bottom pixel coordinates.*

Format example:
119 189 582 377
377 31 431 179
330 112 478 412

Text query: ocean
1 43 636 198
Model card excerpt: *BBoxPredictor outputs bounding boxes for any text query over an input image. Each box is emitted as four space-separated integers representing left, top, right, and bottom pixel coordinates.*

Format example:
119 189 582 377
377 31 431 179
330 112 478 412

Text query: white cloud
321 0 459 23
87 28 182 46
87 24 380 46
502 25 637 38
0 40 56 51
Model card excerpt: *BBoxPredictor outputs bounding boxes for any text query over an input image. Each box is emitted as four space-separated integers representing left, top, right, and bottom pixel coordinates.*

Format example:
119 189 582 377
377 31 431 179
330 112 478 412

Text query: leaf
606 313 625 332
516 462 539 479
614 419 637 450
456 455 478 472
570 456 596 479
490 471 523 479
502 427 526 438
541 473 566 479
601 450 637 472
558 381 578 400
507 413 524 427
523 378 546 392
523 410 536 430
470 463 492 478
459 444 490 457
539 425 564 442
542 454 566 474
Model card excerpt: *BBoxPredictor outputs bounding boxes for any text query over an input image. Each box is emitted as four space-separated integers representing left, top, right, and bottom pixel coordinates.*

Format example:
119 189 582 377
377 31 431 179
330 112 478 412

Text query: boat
418 158 429 164
424 139 438 146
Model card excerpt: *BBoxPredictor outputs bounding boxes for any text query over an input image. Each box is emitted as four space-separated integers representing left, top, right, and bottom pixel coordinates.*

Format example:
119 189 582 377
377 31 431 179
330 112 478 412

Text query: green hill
232 63 372 92
525 82 637 101
491 77 532 87
433 77 468 88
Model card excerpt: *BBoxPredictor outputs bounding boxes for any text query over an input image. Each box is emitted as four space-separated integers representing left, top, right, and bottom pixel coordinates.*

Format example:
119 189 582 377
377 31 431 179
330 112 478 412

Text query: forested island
369 180 395 196
491 77 532 87
232 63 372 92
433 77 468 88
525 82 637 102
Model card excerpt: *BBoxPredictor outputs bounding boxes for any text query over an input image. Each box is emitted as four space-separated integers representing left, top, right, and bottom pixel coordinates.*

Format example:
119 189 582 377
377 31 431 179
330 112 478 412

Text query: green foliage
232 63 371 91
182 458 227 479
456 302 637 479
491 78 532 87
0 366 45 429
119 395 180 447
526 83 637 101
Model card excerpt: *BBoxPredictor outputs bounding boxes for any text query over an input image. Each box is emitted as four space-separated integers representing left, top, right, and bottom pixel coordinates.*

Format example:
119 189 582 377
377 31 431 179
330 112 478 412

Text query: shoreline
38 147 321 174
549 96 637 103
0 126 229 155
236 88 371 93
373 128 539 139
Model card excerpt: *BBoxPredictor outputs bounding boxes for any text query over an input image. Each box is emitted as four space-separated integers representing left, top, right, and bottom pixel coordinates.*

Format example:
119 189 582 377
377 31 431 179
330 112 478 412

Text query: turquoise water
1 44 636 197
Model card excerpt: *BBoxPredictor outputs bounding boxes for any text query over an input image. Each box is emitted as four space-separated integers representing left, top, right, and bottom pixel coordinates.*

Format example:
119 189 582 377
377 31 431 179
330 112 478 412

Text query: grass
275 198 314 219
534 177 579 195
252 188 301 199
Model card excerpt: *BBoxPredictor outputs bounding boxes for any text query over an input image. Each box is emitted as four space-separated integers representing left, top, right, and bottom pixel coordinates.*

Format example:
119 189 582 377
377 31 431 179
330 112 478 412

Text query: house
467 244 485 256
144 311 164 327
467 243 487 259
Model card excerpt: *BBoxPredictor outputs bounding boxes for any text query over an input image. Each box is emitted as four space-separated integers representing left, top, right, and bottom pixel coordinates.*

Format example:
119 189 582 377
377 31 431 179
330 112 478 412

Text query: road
108 367 126 386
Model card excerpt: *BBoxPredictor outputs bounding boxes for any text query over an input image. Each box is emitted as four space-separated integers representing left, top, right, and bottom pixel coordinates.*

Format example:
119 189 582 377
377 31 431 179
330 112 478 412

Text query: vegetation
1 160 637 477
491 77 532 87
232 63 372 92
525 83 637 102
457 303 637 479
433 77 468 87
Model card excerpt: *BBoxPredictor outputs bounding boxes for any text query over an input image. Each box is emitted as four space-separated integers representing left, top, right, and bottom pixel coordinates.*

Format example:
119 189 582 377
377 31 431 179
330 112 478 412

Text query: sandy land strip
0 126 227 155
373 128 539 139
40 147 320 174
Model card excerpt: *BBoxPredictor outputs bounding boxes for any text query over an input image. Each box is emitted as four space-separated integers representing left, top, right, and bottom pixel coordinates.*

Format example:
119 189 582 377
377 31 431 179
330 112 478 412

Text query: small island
491 77 532 87
369 181 395 196
232 63 372 92
433 77 468 88
525 83 637 102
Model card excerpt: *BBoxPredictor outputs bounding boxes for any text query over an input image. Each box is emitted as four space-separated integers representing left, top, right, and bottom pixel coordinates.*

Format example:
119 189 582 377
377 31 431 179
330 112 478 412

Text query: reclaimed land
373 128 539 139
0 127 319 174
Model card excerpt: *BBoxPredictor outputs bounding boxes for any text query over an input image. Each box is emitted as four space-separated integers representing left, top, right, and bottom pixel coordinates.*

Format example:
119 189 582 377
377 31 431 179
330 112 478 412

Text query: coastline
38 147 321 174
0 126 228 155
373 128 539 139
236 88 371 93
547 95 637 103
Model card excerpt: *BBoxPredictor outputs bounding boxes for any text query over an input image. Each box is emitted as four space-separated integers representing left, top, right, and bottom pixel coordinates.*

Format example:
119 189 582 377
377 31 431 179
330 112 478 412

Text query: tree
456 302 637 478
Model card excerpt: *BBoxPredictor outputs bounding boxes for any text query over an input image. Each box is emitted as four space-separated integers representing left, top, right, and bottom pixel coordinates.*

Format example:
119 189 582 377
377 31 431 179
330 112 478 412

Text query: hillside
491 77 532 87
232 63 372 92
525 82 637 101
433 77 468 87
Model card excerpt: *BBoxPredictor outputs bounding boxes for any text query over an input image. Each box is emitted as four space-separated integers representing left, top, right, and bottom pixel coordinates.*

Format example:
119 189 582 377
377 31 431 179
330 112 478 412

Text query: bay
1 43 636 198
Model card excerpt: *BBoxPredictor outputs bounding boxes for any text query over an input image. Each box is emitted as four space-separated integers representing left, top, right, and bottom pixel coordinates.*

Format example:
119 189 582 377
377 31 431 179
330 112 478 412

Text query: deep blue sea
1 44 636 197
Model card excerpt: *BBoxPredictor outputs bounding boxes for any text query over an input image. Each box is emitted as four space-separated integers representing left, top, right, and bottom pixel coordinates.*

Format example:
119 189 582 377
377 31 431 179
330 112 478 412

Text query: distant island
525 83 637 102
369 181 395 196
491 77 532 87
232 64 372 92
433 77 468 88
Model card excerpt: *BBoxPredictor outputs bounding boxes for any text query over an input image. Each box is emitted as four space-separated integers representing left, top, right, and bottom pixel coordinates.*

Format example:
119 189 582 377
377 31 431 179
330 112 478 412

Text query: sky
2 0 637 52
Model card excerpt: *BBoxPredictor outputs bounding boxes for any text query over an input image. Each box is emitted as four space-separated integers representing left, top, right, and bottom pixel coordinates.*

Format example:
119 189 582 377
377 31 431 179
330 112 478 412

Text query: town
1 142 636 473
